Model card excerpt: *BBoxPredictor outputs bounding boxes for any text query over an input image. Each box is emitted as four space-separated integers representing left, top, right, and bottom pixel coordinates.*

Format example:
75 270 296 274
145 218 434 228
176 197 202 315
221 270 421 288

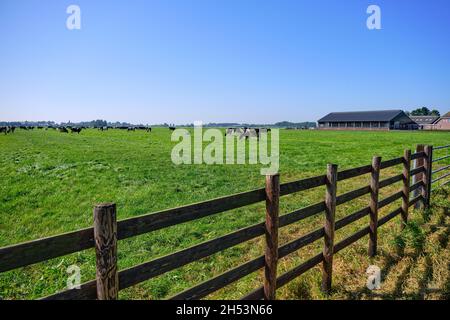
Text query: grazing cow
127 127 135 131
70 127 82 134
58 127 69 133
225 128 236 136
169 127 176 131
245 128 258 139
1 126 15 134
146 127 152 132
237 128 261 140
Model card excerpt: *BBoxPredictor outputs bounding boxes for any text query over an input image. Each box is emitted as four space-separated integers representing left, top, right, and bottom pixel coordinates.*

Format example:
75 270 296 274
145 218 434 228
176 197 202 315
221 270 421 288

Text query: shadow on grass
340 209 449 300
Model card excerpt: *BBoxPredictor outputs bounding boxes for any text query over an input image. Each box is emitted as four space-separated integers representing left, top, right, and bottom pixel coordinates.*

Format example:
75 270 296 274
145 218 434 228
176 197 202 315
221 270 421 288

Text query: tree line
406 107 440 117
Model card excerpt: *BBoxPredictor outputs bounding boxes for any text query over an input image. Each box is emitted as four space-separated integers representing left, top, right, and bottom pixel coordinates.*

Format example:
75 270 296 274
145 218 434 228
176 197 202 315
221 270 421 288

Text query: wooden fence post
322 164 337 294
94 203 119 300
368 156 381 257
413 144 425 209
401 150 411 228
423 145 433 208
264 174 280 300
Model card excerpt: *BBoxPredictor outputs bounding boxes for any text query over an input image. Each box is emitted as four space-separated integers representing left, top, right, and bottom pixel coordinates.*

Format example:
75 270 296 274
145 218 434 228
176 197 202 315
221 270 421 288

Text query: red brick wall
433 118 450 130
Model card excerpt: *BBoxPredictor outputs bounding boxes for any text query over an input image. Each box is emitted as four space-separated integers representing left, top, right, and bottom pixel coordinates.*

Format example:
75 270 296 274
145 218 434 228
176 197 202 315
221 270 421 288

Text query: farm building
410 112 450 130
431 111 450 130
317 110 418 130
410 115 440 130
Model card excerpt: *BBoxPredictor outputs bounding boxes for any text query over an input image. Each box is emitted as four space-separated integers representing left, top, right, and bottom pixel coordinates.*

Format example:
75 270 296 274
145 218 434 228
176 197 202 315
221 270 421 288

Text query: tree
430 109 440 117
410 107 431 116
409 107 440 117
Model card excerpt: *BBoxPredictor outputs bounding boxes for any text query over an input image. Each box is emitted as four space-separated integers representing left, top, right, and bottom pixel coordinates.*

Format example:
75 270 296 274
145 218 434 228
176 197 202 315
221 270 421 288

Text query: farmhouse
431 112 450 130
317 110 418 130
410 112 450 130
410 115 440 130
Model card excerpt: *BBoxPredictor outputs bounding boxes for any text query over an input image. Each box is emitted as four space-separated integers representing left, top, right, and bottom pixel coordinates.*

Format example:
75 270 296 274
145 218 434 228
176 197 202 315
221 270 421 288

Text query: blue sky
1 0 449 124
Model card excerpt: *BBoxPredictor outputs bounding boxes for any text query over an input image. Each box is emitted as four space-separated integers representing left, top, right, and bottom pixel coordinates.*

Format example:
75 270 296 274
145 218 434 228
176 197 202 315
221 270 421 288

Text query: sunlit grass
0 128 448 299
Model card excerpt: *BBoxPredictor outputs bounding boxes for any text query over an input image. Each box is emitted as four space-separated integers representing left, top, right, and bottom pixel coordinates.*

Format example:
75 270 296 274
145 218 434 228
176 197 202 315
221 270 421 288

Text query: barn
317 110 418 130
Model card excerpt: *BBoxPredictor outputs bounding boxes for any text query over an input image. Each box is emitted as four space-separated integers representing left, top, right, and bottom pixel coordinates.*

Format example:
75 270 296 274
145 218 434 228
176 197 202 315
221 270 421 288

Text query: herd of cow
1 126 272 138
0 125 154 134
225 127 271 139
97 126 153 132
58 126 156 134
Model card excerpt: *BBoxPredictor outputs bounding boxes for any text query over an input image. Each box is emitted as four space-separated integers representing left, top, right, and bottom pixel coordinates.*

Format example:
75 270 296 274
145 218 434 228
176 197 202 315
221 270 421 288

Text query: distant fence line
0 144 449 300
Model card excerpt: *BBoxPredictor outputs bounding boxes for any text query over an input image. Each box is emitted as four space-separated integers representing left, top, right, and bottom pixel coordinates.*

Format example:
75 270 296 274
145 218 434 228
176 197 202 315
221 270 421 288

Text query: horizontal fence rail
431 144 450 188
0 145 447 300
433 155 450 163
434 144 450 150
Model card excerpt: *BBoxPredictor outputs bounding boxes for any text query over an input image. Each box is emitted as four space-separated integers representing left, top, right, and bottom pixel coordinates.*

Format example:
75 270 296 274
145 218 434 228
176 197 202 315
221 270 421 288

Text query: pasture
0 128 449 299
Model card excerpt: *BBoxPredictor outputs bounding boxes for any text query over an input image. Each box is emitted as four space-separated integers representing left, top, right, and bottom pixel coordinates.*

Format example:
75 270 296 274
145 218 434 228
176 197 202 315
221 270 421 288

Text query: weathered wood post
401 149 411 228
413 144 425 209
322 164 337 294
368 156 381 257
94 203 119 300
423 145 433 208
264 174 280 300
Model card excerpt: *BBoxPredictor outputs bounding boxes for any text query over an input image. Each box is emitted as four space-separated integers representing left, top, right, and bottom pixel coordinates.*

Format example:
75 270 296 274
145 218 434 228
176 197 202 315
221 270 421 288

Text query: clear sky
1 0 449 124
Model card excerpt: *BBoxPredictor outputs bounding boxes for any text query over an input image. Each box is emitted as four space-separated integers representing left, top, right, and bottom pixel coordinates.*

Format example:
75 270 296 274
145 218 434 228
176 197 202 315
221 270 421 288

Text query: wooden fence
0 144 449 300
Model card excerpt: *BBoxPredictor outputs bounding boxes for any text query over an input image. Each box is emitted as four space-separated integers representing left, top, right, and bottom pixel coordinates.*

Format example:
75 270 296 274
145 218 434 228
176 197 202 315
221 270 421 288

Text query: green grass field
0 128 449 300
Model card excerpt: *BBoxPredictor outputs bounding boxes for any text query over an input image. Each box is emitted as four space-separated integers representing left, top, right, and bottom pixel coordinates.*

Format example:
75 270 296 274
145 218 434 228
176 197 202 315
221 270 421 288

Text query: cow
127 127 136 131
146 127 152 132
1 126 15 134
58 127 69 133
70 127 82 134
225 128 236 136
243 128 258 139
169 126 176 131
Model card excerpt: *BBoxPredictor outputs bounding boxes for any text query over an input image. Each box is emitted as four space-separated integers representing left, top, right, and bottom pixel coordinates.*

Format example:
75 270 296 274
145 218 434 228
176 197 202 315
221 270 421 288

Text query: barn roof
441 111 450 118
409 116 440 124
317 110 406 122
